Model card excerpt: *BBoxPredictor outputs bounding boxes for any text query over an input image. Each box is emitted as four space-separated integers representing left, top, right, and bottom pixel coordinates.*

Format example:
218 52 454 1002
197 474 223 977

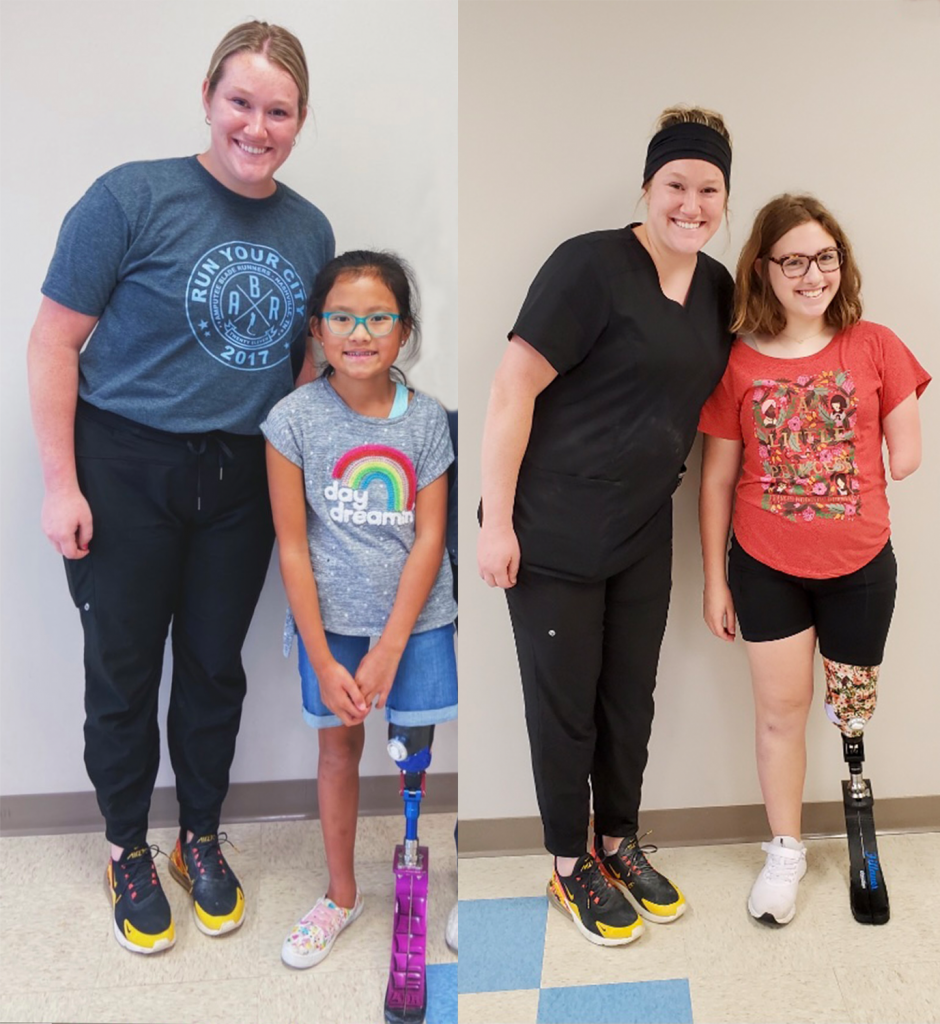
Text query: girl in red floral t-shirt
698 194 929 926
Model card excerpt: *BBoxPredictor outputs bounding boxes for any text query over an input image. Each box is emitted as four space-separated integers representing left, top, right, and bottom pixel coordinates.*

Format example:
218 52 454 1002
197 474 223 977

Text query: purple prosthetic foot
384 844 429 1024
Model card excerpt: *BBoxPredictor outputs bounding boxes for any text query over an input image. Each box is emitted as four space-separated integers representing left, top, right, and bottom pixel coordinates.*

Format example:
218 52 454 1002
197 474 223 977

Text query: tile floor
458 832 940 1024
0 814 457 1024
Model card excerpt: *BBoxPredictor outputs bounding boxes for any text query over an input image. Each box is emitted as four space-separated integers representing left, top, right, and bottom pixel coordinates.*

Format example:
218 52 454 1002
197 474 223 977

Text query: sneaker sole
599 863 687 924
546 880 644 947
747 897 795 926
280 899 363 969
104 869 176 955
168 856 244 937
192 910 244 937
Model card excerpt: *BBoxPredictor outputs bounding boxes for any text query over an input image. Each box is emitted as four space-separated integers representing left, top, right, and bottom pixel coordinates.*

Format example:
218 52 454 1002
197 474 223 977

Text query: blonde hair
732 194 862 337
654 105 732 145
205 21 309 115
642 106 733 216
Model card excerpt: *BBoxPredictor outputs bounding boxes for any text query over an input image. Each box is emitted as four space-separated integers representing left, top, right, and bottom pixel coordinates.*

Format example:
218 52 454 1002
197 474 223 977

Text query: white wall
458 0 940 823
0 1 457 796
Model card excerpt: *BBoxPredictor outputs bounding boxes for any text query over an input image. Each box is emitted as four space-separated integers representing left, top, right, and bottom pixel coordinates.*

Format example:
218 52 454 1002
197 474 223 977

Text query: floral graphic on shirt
324 445 417 526
750 369 860 522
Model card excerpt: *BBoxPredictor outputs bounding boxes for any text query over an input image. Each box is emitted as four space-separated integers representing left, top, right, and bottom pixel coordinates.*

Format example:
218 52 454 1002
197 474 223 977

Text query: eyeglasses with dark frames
766 246 844 279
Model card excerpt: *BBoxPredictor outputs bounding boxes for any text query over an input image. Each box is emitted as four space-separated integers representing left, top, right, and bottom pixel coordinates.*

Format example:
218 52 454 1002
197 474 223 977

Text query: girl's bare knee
318 724 365 772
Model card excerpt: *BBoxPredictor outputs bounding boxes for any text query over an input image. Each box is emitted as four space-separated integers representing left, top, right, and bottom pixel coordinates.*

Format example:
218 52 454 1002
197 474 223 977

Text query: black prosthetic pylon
842 734 889 925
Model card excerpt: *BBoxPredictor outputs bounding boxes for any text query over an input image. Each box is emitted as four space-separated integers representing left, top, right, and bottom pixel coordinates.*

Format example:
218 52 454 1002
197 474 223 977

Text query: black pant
64 402 275 848
505 508 672 857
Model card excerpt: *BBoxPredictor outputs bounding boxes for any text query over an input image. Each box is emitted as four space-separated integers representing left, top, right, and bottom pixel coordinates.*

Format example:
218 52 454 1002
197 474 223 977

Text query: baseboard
458 795 940 857
0 773 458 838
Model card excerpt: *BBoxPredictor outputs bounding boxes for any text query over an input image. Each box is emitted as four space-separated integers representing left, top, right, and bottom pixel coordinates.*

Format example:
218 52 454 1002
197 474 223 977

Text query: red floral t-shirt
698 321 930 578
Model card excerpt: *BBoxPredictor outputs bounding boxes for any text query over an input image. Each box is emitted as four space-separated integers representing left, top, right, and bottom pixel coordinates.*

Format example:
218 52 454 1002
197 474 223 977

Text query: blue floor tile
537 979 693 1024
457 896 548 994
426 962 458 1024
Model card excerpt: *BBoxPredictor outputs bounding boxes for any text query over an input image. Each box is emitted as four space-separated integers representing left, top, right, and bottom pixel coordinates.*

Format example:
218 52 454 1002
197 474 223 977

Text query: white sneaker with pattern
748 836 807 925
281 890 363 968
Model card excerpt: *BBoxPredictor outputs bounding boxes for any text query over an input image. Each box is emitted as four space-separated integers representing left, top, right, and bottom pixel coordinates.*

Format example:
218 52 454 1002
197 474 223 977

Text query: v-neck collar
626 222 701 310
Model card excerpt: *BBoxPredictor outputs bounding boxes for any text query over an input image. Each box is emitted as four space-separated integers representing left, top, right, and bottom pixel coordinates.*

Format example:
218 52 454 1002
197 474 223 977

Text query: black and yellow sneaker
169 831 245 936
547 853 644 946
106 845 176 954
595 833 686 923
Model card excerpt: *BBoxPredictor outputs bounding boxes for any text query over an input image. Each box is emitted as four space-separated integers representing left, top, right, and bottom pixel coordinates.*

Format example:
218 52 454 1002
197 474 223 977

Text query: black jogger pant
505 506 673 857
64 402 275 849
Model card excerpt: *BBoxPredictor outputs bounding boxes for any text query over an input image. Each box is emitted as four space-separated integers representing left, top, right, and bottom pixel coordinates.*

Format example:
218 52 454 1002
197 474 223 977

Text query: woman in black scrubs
478 107 734 947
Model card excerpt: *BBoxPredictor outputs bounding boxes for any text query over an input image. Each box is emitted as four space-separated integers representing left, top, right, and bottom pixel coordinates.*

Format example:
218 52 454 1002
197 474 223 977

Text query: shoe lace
188 831 237 880
762 845 803 884
622 831 659 877
115 844 165 901
303 899 345 938
573 857 620 909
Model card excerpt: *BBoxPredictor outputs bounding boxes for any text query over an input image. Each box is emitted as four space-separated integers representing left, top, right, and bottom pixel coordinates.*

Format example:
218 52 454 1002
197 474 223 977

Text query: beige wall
0 1 457 796
458 0 940 824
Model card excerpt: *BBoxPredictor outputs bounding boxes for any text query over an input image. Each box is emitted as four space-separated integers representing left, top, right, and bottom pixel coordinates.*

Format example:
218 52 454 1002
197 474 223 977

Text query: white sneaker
445 902 458 952
281 890 363 968
747 836 807 925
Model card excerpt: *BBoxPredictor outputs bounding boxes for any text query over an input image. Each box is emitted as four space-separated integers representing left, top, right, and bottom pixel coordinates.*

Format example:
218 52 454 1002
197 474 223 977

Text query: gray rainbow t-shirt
261 377 457 636
42 156 333 434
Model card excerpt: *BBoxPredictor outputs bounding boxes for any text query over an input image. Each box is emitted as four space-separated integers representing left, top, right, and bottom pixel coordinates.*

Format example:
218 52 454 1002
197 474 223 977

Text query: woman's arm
699 434 743 641
266 443 368 726
477 336 557 588
354 472 449 709
27 296 99 560
882 392 922 481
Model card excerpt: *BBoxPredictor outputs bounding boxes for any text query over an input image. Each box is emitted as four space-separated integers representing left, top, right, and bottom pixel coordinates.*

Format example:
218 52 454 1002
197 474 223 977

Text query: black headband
643 122 732 192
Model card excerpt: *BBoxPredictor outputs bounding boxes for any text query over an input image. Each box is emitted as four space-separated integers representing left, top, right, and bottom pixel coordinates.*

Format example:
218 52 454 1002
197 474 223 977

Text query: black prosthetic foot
842 736 889 925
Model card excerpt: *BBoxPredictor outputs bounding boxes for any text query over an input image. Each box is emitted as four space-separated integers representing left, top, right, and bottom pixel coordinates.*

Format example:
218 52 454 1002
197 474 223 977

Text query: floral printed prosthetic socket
823 659 879 737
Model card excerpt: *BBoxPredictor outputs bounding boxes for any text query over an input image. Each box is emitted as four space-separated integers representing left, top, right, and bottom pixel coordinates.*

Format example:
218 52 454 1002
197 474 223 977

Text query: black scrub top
508 224 734 581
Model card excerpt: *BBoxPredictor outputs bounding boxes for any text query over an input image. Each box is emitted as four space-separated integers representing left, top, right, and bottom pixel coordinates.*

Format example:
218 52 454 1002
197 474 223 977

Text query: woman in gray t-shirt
27 20 331 955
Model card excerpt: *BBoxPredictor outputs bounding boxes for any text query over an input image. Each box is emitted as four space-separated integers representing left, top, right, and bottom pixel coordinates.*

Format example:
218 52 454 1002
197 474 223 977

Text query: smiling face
643 159 726 256
312 272 410 383
200 51 305 198
766 220 841 332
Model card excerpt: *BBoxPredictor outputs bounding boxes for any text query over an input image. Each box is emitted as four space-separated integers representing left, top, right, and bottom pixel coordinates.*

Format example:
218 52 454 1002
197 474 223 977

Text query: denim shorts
297 623 458 729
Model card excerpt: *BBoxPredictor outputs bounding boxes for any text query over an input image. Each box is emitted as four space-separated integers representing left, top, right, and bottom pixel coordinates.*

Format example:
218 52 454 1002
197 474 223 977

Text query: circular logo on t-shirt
185 240 307 370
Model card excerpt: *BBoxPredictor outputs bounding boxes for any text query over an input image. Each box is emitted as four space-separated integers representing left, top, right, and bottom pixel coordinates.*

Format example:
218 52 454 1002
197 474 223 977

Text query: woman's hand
478 336 556 591
704 578 736 641
27 296 99 561
318 658 370 726
42 484 93 559
354 640 402 710
477 522 521 589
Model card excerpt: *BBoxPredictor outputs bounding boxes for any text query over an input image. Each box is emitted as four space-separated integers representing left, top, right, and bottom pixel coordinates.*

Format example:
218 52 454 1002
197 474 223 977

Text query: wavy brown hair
732 194 862 337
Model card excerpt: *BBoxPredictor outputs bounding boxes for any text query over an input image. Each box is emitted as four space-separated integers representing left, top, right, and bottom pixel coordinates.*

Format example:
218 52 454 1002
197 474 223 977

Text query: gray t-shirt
261 377 457 636
42 157 334 434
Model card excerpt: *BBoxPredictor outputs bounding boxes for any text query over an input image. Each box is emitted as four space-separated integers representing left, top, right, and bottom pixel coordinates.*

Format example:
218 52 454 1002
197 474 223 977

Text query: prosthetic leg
384 725 434 1024
825 660 889 925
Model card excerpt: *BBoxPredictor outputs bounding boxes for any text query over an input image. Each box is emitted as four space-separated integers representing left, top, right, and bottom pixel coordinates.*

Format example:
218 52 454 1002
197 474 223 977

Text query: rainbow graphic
332 445 417 511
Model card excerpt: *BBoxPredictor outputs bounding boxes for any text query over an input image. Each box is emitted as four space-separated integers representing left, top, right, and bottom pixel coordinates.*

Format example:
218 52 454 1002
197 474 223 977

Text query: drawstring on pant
186 436 237 511
186 438 207 511
216 438 234 482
